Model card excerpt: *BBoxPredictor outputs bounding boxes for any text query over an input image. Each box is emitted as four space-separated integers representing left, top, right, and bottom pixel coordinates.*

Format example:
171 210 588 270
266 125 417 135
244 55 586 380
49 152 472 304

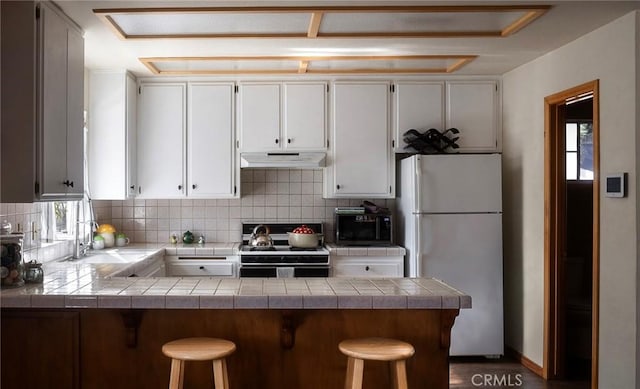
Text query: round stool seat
339 337 415 361
162 337 236 361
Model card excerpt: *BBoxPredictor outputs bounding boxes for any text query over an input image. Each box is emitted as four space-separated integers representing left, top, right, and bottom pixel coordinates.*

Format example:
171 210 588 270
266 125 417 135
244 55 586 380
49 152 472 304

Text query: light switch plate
605 173 626 198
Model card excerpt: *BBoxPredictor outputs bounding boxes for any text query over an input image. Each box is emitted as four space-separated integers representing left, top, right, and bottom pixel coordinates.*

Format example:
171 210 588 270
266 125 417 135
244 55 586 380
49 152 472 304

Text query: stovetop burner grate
288 246 322 252
248 246 276 252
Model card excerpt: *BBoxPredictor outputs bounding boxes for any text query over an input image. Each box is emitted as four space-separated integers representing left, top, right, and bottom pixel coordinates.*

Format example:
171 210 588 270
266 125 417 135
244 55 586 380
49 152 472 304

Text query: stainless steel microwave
335 213 393 246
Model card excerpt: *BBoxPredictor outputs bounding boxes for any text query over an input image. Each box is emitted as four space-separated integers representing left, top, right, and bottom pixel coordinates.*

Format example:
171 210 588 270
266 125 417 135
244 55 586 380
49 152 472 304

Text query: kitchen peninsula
0 249 469 389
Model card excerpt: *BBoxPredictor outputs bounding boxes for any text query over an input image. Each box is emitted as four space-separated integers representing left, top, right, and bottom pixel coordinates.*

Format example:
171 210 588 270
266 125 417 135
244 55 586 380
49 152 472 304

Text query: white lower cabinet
165 256 237 277
332 256 404 278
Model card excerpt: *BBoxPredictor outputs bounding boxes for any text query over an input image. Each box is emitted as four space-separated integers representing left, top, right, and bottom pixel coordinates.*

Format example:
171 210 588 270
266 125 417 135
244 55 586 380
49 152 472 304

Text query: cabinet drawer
333 262 402 278
167 262 235 277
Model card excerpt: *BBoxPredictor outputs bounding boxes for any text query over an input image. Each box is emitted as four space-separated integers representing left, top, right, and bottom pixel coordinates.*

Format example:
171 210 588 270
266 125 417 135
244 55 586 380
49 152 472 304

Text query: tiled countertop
1 278 470 310
325 243 406 256
1 243 469 310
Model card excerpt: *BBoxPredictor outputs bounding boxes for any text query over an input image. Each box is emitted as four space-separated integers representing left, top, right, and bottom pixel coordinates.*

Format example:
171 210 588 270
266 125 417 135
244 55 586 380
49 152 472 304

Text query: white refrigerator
397 154 504 357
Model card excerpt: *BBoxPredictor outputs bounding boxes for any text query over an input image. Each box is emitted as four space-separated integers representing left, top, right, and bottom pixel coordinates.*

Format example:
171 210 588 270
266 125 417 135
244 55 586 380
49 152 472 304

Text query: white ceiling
57 0 640 77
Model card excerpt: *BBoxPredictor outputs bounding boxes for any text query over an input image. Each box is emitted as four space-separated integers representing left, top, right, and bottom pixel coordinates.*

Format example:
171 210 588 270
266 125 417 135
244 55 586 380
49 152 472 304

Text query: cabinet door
39 3 84 200
137 83 185 198
188 83 236 198
1 311 79 389
333 261 404 278
88 72 126 199
39 4 69 199
283 82 327 150
446 81 499 152
125 74 137 197
330 82 393 198
88 72 136 200
393 82 444 152
167 261 235 276
238 83 281 151
65 24 84 197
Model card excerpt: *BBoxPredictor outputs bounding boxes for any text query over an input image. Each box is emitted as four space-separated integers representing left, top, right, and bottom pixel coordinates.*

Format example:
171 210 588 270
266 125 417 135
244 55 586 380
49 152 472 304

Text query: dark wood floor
450 357 590 389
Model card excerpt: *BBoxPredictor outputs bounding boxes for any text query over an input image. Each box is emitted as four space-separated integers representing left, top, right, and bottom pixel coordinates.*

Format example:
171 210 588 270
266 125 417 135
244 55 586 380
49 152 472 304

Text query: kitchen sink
59 248 161 264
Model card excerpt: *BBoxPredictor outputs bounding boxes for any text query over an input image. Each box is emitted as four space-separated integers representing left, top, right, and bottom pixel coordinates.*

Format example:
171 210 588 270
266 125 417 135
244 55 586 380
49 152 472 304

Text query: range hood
240 152 326 169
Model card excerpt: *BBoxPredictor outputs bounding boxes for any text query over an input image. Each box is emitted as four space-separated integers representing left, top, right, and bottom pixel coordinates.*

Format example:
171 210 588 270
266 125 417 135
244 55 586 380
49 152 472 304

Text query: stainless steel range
239 222 329 278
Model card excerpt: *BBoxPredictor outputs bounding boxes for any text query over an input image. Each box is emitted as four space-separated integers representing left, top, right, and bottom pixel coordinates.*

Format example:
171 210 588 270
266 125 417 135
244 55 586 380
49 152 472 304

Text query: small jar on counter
24 261 44 284
1 233 25 288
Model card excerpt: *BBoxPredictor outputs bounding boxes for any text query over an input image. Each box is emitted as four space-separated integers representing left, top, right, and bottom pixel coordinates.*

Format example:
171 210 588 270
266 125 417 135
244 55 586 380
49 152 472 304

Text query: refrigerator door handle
415 157 422 213
413 214 421 277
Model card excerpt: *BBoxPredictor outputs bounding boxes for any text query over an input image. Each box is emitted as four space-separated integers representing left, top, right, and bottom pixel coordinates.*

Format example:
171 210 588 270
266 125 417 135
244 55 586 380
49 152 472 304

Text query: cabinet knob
192 184 197 190
365 266 370 271
130 185 135 190
287 138 291 144
275 138 279 144
199 266 205 270
336 184 341 190
178 185 182 190
63 180 74 188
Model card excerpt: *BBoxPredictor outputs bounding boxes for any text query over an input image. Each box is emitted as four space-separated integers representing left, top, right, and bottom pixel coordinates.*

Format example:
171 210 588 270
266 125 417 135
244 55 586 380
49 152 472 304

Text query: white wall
502 11 639 388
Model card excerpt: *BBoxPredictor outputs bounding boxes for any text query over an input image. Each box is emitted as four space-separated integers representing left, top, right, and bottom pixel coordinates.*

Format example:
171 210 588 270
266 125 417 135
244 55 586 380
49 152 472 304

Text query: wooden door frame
543 80 599 387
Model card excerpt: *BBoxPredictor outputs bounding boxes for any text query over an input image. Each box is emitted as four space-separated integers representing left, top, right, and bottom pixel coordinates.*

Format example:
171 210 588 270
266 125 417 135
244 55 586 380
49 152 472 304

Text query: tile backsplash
0 202 72 262
1 169 393 253
0 203 40 248
104 169 393 244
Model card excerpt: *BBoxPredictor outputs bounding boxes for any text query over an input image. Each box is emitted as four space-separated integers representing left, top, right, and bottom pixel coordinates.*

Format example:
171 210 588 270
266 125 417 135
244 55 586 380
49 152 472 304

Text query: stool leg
390 360 408 389
169 359 185 389
345 357 364 389
213 358 229 389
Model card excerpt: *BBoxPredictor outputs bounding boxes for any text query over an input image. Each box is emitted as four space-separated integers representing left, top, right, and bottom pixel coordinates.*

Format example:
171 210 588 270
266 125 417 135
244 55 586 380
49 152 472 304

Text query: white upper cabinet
392 80 499 153
187 82 237 198
445 80 499 152
238 81 327 152
282 82 327 150
238 83 281 151
393 82 445 152
326 81 394 198
136 82 238 199
38 2 84 200
88 71 137 200
126 77 138 198
137 83 186 199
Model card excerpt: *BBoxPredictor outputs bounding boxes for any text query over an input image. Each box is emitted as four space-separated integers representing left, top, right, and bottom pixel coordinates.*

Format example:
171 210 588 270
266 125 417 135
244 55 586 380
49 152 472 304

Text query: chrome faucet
73 201 98 259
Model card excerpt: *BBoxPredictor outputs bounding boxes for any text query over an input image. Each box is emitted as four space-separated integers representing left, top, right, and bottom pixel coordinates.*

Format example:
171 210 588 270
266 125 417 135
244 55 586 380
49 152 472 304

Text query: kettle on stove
248 224 274 249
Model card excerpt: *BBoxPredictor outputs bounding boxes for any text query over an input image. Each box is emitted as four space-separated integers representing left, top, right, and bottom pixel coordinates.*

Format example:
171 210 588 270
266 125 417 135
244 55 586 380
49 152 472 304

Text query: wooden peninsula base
2 308 459 389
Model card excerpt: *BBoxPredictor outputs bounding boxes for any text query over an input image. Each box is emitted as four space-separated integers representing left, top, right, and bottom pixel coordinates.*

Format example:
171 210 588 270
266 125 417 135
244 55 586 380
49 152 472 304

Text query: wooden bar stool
339 337 415 389
162 337 236 389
